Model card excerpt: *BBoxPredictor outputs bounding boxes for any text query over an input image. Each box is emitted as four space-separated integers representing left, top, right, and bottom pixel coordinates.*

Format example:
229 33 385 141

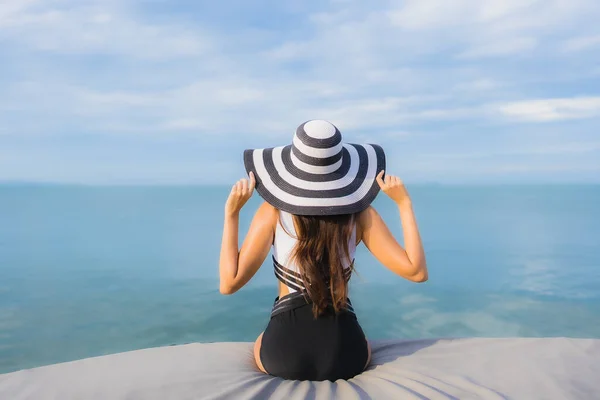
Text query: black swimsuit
259 290 369 381
260 212 368 381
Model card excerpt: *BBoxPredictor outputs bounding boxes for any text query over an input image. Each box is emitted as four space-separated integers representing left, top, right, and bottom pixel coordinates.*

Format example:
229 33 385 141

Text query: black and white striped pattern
273 256 352 294
244 120 386 216
270 289 356 318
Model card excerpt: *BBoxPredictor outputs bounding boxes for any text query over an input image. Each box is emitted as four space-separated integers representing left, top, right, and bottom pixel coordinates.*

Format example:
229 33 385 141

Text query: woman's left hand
225 172 256 216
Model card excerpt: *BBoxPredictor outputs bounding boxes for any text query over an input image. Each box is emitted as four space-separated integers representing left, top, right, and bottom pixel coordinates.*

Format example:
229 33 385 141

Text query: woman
219 120 427 381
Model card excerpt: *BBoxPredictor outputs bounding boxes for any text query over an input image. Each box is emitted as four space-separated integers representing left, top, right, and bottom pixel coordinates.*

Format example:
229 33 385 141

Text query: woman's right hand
376 170 411 206
225 172 256 216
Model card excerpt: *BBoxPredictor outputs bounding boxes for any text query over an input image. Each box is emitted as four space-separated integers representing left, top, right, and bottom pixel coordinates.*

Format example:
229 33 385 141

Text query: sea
1 185 599 374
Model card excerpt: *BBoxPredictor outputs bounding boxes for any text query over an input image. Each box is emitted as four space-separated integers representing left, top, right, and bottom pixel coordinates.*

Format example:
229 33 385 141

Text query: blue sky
1 0 599 184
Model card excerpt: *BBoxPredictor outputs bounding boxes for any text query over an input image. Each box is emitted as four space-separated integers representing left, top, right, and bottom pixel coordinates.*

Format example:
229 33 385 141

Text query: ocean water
1 185 599 374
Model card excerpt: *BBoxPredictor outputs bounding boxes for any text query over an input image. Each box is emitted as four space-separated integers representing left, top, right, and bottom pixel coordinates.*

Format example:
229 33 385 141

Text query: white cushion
1 338 598 399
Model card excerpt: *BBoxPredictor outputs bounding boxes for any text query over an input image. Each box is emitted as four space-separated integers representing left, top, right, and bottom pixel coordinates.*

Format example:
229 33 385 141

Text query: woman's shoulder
255 202 279 223
356 206 381 239
357 205 379 224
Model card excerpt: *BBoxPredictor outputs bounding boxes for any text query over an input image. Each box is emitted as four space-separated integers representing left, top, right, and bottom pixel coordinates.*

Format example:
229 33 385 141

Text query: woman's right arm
359 171 428 282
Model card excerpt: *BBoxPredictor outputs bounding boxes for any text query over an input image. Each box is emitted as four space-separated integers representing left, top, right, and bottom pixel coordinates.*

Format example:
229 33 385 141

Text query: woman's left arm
219 173 277 294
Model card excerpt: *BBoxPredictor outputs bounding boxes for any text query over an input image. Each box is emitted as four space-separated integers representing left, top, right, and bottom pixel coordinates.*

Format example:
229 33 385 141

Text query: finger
392 176 400 186
385 174 392 186
249 171 256 191
241 178 248 193
376 170 385 189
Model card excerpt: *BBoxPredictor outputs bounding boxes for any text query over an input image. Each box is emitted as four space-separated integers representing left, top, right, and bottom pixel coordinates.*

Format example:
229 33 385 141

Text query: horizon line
1 181 599 187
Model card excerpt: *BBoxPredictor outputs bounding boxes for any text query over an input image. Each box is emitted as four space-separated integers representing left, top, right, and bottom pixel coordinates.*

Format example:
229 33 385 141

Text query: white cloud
387 0 472 30
420 142 600 160
458 37 538 58
77 90 161 107
161 119 211 131
2 75 483 136
0 0 39 24
497 97 600 122
0 0 211 58
455 79 502 92
562 35 600 52
523 142 600 155
388 0 589 31
387 0 554 31
387 0 595 58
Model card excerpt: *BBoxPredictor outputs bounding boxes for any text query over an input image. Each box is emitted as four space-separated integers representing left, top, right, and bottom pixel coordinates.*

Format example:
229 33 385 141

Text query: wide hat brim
244 143 386 216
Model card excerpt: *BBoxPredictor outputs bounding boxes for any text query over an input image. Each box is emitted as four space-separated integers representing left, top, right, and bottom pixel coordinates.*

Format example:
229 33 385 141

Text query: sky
1 0 599 184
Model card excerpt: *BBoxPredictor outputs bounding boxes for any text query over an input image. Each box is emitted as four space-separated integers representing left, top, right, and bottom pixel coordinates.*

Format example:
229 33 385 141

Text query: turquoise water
1 185 599 374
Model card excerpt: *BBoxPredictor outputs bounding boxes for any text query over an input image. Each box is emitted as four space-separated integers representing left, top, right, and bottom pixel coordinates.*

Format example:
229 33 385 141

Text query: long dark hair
286 212 357 318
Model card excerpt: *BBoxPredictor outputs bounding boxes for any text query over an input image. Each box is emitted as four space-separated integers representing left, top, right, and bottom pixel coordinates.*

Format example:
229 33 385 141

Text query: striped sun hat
243 120 386 216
